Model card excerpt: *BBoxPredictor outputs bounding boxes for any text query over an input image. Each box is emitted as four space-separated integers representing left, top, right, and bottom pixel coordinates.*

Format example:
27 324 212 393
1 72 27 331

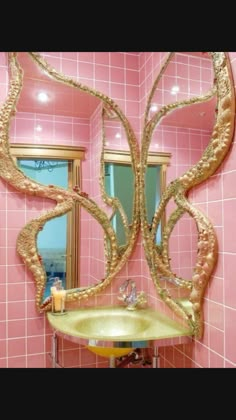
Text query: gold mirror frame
0 52 140 312
140 52 235 338
0 52 234 340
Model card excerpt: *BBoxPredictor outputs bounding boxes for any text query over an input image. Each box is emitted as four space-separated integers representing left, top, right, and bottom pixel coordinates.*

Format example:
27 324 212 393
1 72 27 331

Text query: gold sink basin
75 310 150 337
47 305 192 358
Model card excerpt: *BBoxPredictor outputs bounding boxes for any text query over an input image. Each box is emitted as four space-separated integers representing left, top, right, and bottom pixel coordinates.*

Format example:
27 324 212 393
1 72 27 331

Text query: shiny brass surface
47 305 192 347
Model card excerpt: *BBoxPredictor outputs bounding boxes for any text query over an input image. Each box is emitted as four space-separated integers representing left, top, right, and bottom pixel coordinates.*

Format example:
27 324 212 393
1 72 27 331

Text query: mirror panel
141 52 235 338
1 52 140 311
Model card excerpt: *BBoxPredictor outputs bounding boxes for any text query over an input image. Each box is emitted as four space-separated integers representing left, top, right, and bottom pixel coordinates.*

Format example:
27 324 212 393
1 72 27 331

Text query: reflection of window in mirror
104 150 171 245
105 162 134 246
10 144 85 297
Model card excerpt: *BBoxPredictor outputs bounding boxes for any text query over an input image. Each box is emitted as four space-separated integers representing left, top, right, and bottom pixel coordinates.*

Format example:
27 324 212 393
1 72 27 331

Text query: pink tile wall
1 51 235 368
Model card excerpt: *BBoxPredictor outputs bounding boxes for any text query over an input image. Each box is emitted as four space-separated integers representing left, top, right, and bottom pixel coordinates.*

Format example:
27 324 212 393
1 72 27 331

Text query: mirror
140 52 235 337
2 52 140 312
0 52 234 339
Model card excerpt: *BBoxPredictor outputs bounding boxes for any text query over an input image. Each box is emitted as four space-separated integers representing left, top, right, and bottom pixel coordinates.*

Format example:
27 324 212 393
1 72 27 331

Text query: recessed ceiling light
115 133 121 139
150 104 158 112
35 125 42 132
171 85 179 95
37 92 49 103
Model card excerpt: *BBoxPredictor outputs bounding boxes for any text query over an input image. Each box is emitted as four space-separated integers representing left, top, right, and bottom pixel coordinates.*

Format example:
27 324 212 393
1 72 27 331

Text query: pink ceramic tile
223 171 236 199
209 326 224 356
94 53 109 66
208 174 222 201
207 277 223 304
0 285 6 304
126 85 139 101
78 52 94 63
0 266 6 284
225 360 236 368
0 339 6 358
8 301 25 320
111 67 125 84
26 300 40 318
8 356 27 368
223 145 236 171
126 69 139 86
27 335 45 354
95 64 109 81
0 244 7 265
27 354 45 367
62 52 77 61
223 199 236 252
208 301 224 331
7 211 25 229
7 264 25 284
0 302 6 321
8 319 26 339
7 193 25 211
224 253 236 309
225 307 236 364
208 201 222 226
63 349 80 367
209 351 224 368
8 338 26 357
27 317 44 336
7 247 23 265
126 54 139 70
0 52 7 65
194 342 209 367
110 53 124 69
78 62 93 80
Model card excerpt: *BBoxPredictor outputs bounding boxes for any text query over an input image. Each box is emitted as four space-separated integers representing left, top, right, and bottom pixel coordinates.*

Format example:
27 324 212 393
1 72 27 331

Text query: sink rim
47 305 193 349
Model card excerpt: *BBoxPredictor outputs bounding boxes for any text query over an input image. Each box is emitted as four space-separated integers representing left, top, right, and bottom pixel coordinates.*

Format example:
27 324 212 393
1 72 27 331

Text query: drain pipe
116 349 142 368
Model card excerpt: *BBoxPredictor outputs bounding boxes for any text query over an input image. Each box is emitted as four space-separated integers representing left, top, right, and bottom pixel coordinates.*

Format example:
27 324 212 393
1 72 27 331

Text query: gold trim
104 149 171 165
10 143 86 160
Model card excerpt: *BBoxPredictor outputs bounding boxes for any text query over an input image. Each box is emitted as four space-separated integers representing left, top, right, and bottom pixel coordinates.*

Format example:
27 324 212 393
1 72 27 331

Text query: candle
52 289 66 313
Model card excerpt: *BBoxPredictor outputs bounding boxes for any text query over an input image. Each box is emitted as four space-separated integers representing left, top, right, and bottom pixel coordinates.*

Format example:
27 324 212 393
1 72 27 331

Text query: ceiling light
115 133 121 139
171 85 179 95
37 92 49 103
35 125 42 132
150 104 158 112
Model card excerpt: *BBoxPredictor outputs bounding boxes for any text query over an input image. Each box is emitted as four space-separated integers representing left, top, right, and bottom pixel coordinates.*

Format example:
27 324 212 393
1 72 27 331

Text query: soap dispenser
51 278 66 315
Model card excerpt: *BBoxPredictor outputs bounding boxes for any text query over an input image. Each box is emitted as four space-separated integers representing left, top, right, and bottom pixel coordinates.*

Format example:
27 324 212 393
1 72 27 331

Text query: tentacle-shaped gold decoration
141 52 235 338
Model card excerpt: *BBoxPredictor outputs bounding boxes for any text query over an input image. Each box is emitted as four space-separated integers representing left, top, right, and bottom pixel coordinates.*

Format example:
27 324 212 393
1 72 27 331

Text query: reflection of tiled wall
140 52 236 368
0 52 142 368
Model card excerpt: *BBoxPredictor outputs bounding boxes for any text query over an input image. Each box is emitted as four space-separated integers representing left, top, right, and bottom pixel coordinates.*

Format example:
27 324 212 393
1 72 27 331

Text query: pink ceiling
161 96 216 131
16 53 100 118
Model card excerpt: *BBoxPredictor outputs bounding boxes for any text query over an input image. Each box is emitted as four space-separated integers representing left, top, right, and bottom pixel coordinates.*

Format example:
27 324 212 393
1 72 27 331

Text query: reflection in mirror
18 158 68 298
141 52 235 338
10 144 85 298
105 162 134 247
3 52 140 311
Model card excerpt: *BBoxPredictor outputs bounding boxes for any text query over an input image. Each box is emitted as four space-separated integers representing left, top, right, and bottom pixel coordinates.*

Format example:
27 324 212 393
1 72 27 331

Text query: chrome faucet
118 279 147 310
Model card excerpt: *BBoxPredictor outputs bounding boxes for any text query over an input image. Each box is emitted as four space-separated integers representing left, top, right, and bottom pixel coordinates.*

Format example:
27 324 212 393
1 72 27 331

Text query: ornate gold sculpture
0 52 234 339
